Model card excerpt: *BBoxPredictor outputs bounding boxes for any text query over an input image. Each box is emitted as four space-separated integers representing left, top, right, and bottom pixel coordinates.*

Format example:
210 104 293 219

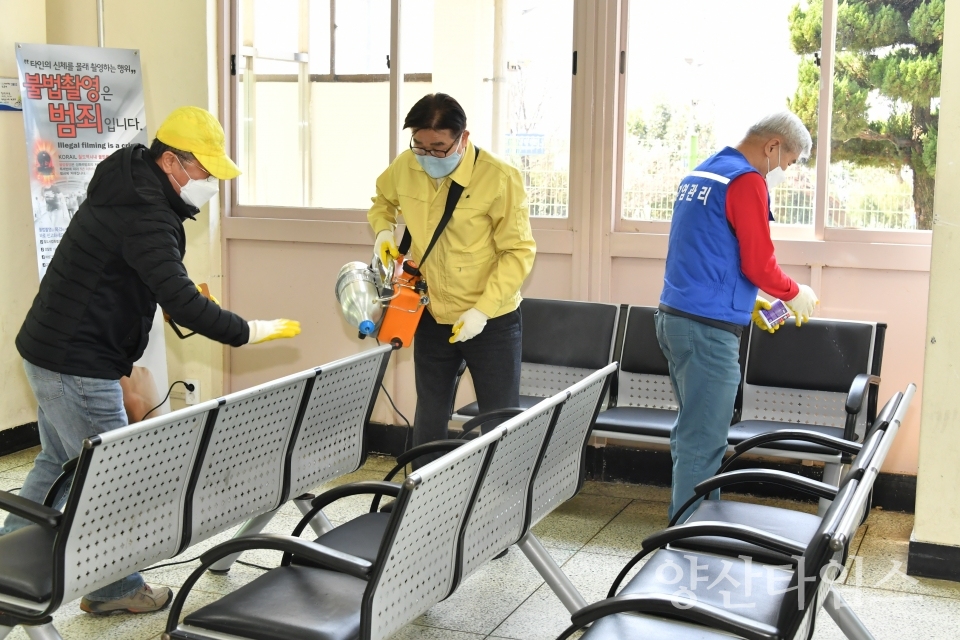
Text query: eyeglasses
409 133 463 158
176 154 212 179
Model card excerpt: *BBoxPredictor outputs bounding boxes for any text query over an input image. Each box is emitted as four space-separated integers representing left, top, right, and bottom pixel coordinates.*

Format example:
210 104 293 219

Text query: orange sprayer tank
377 260 428 348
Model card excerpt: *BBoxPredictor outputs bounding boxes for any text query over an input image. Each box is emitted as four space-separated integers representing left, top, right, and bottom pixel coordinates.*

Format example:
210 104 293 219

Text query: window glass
239 0 390 209
621 0 818 225
815 0 943 230
334 0 390 75
237 0 573 214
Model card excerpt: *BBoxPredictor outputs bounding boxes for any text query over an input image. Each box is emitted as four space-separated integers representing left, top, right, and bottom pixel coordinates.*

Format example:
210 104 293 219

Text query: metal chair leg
824 587 875 640
517 531 588 613
820 462 843 515
207 511 278 573
24 623 64 640
293 494 333 536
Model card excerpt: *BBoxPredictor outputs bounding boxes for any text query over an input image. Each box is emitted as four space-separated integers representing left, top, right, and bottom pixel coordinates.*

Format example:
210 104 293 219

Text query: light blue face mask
415 136 463 179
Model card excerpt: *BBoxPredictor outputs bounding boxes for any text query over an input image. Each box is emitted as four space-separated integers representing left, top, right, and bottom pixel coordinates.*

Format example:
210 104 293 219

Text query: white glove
785 284 819 326
449 308 488 343
374 229 399 266
247 319 301 344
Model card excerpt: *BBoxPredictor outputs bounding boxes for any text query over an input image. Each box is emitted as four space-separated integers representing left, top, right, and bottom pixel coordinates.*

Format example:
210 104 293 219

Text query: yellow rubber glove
785 284 819 327
197 284 220 306
374 230 400 267
751 297 784 334
247 319 301 344
449 308 488 344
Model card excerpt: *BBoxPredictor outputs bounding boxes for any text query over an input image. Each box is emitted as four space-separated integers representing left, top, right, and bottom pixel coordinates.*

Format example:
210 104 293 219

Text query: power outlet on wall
184 379 200 405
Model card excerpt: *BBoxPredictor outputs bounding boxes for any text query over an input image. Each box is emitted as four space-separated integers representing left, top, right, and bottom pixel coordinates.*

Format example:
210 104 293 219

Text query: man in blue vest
657 111 818 523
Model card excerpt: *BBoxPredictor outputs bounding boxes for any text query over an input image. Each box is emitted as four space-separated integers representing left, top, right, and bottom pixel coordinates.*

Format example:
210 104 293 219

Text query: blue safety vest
660 147 770 326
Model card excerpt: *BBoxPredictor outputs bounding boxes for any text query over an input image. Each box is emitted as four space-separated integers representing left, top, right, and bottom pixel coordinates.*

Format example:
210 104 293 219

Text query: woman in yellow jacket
369 93 536 451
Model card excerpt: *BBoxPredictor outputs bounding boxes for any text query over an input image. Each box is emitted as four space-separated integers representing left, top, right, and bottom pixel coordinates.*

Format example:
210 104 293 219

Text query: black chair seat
674 499 822 565
728 420 850 455
582 608 744 640
592 406 677 438
294 512 391 567
617 548 786 625
184 565 366 640
455 395 545 418
0 524 56 603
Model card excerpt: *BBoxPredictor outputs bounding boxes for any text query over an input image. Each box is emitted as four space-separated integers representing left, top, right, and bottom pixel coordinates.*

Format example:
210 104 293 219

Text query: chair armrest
0 490 61 529
311 481 402 510
844 374 881 442
718 429 861 476
167 534 372 633
290 481 402 535
200 534 371 579
387 441 466 479
562 593 778 640
846 374 881 415
458 407 525 438
643 521 806 557
43 456 79 507
668 469 838 526
606 519 802 598
376 442 465 511
732 429 861 457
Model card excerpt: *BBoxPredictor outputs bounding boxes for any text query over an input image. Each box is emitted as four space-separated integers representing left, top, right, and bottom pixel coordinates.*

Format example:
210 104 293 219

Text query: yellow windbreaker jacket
367 142 536 324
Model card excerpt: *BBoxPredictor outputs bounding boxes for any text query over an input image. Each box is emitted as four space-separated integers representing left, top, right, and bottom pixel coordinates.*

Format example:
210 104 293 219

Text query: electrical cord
141 380 196 421
141 556 274 572
375 339 413 456
141 555 202 572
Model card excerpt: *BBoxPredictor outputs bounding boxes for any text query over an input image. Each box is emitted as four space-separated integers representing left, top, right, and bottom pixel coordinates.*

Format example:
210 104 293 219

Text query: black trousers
412 308 522 455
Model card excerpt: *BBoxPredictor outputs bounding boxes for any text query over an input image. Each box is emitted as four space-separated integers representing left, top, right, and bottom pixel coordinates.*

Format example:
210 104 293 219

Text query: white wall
0 0 46 431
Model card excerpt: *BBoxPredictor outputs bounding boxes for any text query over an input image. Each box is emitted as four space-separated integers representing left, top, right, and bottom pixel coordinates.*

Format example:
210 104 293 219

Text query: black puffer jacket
16 144 249 379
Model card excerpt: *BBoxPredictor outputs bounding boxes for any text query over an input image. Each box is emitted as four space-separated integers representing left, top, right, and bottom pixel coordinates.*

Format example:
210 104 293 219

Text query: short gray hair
746 111 812 161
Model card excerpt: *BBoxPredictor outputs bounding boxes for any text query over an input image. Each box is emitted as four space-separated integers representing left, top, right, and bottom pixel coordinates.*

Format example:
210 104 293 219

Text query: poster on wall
15 43 170 416
15 43 148 279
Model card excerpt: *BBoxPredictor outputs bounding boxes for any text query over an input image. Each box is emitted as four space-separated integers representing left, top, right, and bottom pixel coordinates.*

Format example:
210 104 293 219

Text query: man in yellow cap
6 106 300 616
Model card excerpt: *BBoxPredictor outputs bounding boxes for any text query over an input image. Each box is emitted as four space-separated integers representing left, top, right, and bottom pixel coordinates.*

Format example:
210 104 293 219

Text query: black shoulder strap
398 145 481 269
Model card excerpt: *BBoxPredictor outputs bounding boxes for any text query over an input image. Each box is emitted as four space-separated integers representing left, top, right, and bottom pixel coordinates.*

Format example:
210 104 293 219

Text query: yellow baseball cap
156 106 241 180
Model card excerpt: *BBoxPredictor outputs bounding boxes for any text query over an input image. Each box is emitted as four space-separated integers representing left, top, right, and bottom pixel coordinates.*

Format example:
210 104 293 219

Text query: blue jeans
655 312 742 523
412 308 522 462
1 360 144 601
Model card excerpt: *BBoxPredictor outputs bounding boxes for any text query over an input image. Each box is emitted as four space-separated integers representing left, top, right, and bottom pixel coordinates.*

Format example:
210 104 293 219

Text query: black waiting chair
729 319 885 509
0 401 220 640
583 384 913 640
453 298 619 419
559 469 866 640
162 416 504 640
592 306 679 442
669 390 905 561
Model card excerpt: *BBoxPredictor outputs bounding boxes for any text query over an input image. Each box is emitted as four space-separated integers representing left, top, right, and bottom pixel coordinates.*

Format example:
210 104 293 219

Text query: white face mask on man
173 156 219 208
765 146 787 191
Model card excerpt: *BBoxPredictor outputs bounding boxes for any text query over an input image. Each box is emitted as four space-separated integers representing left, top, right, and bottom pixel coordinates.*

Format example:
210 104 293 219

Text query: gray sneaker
80 584 173 616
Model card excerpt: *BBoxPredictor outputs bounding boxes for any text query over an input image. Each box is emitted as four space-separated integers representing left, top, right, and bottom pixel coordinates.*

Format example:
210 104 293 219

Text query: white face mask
765 146 786 191
174 157 219 208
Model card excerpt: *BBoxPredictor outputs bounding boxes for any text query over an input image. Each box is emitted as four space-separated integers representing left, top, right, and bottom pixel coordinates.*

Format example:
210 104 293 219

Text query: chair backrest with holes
361 429 497 640
460 396 564 579
741 319 883 437
285 346 392 501
528 364 616 528
615 306 677 410
57 401 218 605
185 370 315 547
519 298 619 398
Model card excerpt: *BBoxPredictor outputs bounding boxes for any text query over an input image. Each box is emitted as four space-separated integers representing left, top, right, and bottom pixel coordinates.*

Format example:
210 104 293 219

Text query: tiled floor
2 447 959 640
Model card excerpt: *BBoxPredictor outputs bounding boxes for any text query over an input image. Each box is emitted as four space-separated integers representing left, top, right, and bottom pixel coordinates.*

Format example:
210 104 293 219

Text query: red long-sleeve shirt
725 172 798 301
